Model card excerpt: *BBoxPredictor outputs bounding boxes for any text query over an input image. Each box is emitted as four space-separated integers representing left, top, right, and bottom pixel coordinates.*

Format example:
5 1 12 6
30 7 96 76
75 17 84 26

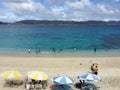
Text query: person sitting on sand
81 80 88 90
79 79 83 88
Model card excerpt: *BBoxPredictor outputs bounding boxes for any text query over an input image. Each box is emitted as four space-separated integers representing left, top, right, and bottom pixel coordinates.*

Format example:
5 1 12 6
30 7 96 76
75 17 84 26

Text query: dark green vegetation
0 21 8 25
0 20 120 25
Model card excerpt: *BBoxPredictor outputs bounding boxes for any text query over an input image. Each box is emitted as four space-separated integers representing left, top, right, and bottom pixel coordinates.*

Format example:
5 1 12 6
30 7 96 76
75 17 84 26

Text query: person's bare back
94 66 98 75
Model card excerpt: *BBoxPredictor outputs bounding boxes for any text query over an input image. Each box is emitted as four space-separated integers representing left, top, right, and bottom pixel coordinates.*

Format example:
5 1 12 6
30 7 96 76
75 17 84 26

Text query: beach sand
0 55 120 90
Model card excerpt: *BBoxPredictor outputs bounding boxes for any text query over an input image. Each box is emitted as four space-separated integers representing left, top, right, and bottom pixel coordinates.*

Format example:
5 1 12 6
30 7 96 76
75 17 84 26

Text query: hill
0 20 120 25
0 22 8 25
13 20 120 25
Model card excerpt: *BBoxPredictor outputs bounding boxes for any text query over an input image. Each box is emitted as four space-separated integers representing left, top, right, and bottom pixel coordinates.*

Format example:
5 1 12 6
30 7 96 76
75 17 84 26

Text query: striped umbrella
78 72 102 82
0 71 22 79
52 75 74 85
27 71 48 80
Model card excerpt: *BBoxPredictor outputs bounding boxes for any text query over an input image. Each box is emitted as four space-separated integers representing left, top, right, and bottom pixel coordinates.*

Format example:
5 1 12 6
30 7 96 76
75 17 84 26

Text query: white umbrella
52 75 74 85
78 72 102 82
27 71 48 80
0 71 22 79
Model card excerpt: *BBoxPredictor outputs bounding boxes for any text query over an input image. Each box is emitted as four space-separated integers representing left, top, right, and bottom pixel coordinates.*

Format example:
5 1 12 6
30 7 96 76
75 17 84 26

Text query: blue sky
0 0 120 22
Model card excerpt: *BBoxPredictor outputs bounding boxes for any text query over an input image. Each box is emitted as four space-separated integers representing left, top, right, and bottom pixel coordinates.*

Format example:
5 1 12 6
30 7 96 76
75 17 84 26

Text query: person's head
79 79 82 82
96 65 98 68
40 80 41 83
83 80 85 83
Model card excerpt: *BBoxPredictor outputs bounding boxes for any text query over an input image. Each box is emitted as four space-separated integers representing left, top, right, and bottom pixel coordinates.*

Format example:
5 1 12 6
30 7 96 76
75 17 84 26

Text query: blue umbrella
78 72 102 82
52 75 74 85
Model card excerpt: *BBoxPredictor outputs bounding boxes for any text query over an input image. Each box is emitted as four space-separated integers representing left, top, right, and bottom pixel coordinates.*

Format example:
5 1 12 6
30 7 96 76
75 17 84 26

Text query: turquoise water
0 24 120 53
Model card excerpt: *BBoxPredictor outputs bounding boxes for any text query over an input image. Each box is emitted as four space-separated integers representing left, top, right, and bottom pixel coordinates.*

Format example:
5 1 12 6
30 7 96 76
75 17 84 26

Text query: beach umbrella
0 71 22 79
78 72 102 82
27 71 48 80
52 75 74 85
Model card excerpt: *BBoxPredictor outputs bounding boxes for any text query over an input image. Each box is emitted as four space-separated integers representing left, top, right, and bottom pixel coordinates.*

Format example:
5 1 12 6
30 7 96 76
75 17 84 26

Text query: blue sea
0 24 120 55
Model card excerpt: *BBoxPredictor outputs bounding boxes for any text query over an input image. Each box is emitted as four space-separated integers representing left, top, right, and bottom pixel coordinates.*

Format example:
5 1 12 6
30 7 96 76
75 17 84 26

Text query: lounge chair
12 80 23 87
34 84 42 90
26 83 31 90
42 80 48 89
81 83 98 90
3 79 13 87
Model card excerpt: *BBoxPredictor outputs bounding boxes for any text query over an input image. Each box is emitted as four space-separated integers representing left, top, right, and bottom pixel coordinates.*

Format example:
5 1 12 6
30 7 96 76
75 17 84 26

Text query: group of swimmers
27 47 78 54
27 48 40 54
27 47 97 54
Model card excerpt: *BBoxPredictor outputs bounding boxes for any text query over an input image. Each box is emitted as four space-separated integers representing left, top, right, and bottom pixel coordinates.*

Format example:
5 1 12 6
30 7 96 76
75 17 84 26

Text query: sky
0 0 120 22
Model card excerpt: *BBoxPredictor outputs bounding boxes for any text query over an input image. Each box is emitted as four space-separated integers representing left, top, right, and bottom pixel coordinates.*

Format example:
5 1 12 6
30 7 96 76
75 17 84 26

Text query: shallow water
0 24 120 54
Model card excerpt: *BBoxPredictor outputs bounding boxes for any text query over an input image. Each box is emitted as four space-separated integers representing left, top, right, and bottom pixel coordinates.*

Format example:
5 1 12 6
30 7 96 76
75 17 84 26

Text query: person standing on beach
24 75 28 88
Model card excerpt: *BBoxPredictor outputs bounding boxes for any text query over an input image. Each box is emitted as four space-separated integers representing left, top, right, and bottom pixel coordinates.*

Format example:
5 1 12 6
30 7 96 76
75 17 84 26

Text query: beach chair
3 79 13 87
55 86 63 90
12 80 23 87
50 84 59 90
26 83 31 90
96 86 101 90
81 83 98 90
34 84 42 90
63 85 73 90
42 80 48 89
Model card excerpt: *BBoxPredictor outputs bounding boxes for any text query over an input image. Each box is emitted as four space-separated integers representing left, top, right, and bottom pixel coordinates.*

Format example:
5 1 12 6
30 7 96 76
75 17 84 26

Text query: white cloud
44 0 63 6
0 0 29 3
64 0 120 21
2 0 46 16
0 0 120 22
115 0 120 2
98 5 115 14
0 9 3 15
0 12 19 22
66 1 84 10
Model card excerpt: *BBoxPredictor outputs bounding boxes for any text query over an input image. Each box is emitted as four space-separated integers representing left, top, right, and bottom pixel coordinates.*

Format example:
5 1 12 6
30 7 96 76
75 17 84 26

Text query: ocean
0 24 120 55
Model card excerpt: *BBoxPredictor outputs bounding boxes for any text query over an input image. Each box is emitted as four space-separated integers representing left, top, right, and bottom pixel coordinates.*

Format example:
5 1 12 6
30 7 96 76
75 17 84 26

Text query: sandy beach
0 55 120 90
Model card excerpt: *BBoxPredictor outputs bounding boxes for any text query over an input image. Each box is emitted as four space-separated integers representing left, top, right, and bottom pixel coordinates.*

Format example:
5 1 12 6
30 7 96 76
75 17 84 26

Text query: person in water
36 48 38 54
28 48 31 53
38 48 41 53
52 48 56 53
60 49 62 52
94 47 96 54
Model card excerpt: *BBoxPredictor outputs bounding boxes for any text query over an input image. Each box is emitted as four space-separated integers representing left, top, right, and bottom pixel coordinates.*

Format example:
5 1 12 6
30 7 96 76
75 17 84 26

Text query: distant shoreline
0 20 120 25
